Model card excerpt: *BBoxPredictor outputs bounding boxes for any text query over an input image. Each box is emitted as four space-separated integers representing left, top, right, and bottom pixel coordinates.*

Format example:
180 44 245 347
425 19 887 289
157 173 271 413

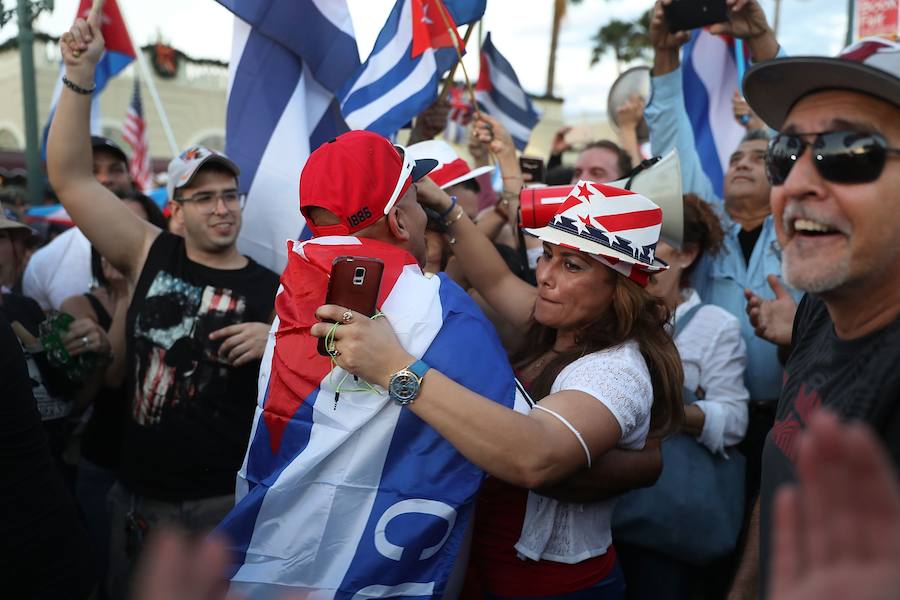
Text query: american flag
123 77 152 191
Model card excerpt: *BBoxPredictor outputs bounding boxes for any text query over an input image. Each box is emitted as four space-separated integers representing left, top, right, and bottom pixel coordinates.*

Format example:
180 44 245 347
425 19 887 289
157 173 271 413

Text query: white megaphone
609 149 684 250
518 150 683 248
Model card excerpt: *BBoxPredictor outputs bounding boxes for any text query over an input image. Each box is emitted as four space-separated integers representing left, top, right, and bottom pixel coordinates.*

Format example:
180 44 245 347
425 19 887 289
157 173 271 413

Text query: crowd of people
2 0 899 598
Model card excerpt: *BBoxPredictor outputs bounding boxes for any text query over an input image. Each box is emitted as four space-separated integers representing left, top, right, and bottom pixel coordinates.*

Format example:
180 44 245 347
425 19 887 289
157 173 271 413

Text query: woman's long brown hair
511 273 684 439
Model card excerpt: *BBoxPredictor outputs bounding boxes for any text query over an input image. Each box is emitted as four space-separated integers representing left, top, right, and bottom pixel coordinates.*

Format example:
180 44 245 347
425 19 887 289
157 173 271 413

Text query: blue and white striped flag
475 32 540 151
339 0 485 138
681 30 747 199
218 237 525 599
217 0 361 274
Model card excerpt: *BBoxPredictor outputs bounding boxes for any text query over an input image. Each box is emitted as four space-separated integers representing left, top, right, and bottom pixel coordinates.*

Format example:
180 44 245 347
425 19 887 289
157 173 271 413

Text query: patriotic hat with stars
525 180 668 286
744 35 900 130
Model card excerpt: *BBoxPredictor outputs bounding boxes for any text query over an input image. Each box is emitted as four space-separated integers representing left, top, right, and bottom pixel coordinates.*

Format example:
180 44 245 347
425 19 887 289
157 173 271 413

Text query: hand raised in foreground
769 412 900 600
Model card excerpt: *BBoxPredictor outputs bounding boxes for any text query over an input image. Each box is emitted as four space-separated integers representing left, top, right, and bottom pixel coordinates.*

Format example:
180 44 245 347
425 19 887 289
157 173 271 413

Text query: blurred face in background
93 149 132 194
572 147 623 184
0 229 27 289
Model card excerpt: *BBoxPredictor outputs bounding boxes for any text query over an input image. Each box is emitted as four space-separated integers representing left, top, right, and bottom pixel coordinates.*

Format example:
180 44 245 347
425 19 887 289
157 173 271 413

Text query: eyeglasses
766 130 900 186
175 190 246 215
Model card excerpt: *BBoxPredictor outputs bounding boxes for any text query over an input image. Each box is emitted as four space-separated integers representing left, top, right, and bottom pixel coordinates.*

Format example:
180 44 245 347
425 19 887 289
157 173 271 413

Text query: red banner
857 0 899 39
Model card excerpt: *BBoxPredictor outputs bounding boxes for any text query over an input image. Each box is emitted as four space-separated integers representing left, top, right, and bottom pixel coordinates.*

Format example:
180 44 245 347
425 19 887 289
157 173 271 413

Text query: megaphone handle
624 156 663 190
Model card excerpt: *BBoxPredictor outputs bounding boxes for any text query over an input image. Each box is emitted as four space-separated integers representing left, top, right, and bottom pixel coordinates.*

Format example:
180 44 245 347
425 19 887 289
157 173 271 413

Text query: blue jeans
485 561 626 600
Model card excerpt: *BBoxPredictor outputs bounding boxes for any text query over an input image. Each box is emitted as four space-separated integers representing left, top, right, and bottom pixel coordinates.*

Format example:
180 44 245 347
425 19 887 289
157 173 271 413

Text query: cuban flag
219 236 523 599
681 30 748 198
443 84 473 144
217 0 360 274
25 204 74 227
475 33 540 151
339 0 486 138
41 0 135 156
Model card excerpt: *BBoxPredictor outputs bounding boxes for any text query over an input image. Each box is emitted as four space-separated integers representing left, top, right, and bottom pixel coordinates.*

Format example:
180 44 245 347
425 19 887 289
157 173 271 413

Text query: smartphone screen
317 256 385 356
663 0 727 32
519 156 546 184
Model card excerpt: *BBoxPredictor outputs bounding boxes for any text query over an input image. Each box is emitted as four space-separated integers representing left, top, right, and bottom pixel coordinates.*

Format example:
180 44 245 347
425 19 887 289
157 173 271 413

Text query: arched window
0 128 23 150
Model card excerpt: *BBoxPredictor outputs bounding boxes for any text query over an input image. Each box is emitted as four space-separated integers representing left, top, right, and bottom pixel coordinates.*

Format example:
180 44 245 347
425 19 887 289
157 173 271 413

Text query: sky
1 0 851 118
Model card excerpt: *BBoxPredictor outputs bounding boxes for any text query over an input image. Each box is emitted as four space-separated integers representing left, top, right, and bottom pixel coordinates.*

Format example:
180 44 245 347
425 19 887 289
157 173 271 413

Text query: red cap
299 131 437 237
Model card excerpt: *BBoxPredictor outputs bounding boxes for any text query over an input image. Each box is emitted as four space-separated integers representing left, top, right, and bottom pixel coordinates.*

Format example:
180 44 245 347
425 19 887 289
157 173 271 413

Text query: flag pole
439 23 476 102
433 2 480 117
116 3 180 157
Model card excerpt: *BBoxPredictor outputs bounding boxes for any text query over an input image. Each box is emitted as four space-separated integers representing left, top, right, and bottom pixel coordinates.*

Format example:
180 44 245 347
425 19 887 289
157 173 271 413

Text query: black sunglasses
766 130 900 186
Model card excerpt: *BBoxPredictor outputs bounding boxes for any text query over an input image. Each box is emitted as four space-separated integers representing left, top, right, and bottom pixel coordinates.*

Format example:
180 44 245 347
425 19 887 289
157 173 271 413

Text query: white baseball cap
406 139 493 189
166 145 240 201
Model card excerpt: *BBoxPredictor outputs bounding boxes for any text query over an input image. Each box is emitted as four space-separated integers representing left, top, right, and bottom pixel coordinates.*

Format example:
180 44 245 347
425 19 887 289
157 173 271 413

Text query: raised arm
417 176 537 329
47 15 158 279
646 0 720 205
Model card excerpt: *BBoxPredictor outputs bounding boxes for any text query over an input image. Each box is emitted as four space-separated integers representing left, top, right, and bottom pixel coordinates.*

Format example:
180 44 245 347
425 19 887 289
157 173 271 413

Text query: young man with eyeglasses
47 14 279 598
726 36 900 600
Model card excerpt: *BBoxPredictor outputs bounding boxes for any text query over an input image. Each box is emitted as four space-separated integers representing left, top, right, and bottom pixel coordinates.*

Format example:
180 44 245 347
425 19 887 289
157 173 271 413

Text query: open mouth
790 218 841 238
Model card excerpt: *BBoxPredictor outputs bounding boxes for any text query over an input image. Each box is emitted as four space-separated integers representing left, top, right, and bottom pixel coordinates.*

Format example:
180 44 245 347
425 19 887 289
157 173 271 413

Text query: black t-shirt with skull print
122 232 279 501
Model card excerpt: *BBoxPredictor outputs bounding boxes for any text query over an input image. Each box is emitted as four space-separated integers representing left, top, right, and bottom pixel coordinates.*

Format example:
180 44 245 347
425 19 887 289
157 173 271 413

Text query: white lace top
514 339 653 563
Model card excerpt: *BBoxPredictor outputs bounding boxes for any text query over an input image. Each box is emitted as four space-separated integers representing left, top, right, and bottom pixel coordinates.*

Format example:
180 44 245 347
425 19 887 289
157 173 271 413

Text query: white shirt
673 289 750 455
22 228 92 311
516 339 653 563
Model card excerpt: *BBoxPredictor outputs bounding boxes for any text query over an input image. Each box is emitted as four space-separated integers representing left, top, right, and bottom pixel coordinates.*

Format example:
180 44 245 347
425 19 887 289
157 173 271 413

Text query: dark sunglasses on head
766 130 900 186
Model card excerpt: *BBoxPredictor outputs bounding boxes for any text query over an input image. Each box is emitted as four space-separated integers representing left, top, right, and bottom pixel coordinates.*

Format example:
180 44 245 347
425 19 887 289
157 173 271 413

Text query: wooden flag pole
438 23 476 102
433 2 480 118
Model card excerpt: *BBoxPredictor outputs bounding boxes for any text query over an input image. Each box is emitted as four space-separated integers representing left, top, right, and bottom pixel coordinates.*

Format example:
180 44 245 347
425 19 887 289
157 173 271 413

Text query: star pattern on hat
544 180 664 268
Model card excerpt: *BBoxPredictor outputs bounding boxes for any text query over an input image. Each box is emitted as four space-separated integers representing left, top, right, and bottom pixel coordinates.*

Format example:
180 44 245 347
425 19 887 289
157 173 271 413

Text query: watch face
389 371 419 402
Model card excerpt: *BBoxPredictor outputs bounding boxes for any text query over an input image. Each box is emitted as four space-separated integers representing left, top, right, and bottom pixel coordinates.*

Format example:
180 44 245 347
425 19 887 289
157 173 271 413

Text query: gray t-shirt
759 294 900 590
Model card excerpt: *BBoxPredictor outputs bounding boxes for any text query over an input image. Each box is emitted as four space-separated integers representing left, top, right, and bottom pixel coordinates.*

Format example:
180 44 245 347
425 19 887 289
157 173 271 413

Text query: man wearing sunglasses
727 36 900 599
47 15 281 597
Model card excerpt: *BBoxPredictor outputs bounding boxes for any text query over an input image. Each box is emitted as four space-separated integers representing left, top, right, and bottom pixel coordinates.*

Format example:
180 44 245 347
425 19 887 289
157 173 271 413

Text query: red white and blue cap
745 35 900 130
525 180 667 287
406 140 493 189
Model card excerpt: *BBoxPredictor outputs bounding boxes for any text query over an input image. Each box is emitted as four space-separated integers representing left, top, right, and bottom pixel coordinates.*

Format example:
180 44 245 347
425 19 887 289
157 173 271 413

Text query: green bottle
39 312 98 383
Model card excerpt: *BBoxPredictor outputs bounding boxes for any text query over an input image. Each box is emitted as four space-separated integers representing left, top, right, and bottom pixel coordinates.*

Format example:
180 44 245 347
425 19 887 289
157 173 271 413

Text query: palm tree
546 0 582 98
590 8 652 74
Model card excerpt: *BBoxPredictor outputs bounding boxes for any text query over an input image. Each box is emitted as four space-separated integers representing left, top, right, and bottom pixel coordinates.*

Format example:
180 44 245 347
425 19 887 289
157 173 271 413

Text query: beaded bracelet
62 75 96 95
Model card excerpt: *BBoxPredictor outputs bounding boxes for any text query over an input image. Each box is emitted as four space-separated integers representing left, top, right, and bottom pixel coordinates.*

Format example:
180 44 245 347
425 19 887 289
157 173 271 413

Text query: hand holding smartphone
317 257 385 356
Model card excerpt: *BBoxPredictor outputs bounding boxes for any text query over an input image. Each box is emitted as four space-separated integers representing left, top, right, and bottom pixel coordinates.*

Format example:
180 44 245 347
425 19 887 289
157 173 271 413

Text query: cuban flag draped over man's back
218 236 522 599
